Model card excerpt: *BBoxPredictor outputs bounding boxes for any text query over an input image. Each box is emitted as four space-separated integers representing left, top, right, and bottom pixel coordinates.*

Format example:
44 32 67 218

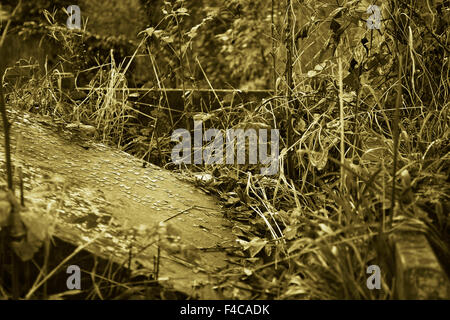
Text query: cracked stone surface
0 108 234 299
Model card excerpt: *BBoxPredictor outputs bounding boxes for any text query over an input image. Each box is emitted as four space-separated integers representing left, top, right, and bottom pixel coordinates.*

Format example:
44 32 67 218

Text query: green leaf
247 237 267 257
0 8 10 22
11 210 49 262
176 8 189 15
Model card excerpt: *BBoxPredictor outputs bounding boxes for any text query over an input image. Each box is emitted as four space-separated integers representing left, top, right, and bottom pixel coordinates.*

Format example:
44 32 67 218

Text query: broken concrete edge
390 230 450 299
0 196 217 299
0 220 202 299
50 220 223 299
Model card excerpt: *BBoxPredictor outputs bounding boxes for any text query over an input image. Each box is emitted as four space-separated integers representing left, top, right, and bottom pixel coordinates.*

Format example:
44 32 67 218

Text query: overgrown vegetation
0 0 449 299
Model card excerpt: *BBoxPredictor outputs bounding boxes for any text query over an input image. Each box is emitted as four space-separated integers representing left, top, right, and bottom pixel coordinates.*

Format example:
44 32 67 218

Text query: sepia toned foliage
0 0 448 300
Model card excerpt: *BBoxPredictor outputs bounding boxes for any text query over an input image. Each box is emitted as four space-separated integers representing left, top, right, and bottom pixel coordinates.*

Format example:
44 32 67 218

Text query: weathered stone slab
0 108 234 299
393 231 450 299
